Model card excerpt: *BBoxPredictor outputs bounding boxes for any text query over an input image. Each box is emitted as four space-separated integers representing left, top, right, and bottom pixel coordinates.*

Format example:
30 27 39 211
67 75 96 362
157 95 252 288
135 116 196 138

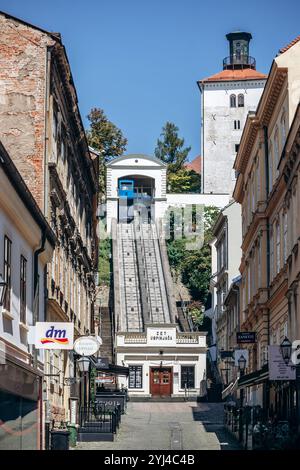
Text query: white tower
198 32 267 195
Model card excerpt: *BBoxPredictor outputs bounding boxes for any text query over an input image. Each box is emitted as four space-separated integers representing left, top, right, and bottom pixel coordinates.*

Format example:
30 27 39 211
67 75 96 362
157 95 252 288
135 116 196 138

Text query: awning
238 364 269 389
222 377 239 400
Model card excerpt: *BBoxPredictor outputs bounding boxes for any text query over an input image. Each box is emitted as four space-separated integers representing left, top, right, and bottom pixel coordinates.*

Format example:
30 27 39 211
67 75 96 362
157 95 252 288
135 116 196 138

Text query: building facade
0 12 99 425
233 35 300 417
0 142 55 449
198 32 267 195
207 201 242 393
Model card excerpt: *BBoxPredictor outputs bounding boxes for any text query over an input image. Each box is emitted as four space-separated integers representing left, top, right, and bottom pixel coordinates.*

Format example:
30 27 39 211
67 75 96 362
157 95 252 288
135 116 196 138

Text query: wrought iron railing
223 55 256 70
79 403 121 434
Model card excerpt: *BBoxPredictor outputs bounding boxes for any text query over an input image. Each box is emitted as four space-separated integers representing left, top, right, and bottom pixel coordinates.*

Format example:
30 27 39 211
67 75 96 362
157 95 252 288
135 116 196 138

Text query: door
150 368 172 396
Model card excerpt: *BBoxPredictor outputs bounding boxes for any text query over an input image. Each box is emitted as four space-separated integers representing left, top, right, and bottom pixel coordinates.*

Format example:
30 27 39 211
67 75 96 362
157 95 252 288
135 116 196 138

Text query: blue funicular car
118 179 135 198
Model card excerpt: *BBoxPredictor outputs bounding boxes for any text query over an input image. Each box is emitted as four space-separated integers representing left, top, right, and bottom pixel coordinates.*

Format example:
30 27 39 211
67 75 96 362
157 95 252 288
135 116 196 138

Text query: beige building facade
0 12 99 425
233 35 300 415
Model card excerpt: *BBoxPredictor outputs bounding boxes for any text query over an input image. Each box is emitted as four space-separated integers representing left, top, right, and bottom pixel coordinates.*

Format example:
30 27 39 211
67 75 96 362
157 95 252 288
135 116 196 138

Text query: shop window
129 365 143 388
181 366 195 389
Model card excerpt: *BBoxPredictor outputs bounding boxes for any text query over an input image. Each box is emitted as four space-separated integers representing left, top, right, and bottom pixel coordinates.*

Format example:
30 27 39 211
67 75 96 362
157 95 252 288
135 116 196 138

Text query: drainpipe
263 125 271 415
33 230 46 450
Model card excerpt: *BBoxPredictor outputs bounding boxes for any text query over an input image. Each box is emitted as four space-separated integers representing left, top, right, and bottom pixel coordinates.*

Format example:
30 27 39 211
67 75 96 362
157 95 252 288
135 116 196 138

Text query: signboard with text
32 322 74 350
268 345 296 381
237 332 256 344
147 327 176 346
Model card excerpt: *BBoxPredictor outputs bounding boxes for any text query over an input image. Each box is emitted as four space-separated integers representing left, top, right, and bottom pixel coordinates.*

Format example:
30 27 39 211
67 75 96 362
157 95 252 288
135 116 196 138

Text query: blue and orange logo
40 325 69 345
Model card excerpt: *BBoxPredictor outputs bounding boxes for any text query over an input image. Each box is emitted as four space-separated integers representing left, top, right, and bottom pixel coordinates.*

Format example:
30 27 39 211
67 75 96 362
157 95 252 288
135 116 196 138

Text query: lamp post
0 275 7 307
77 356 90 409
238 354 247 444
280 336 299 431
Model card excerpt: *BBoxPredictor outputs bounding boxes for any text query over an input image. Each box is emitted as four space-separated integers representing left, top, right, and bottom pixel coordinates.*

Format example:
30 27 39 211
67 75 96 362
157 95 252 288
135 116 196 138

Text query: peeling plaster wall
0 14 55 209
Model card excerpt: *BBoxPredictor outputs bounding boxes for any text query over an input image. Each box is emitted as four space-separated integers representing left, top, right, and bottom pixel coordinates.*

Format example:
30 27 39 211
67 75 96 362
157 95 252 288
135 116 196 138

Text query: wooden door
150 368 172 396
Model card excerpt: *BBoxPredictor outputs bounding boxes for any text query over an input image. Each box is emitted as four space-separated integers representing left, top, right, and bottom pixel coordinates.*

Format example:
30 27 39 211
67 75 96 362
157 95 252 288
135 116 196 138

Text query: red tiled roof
200 68 267 83
279 35 300 54
185 155 202 174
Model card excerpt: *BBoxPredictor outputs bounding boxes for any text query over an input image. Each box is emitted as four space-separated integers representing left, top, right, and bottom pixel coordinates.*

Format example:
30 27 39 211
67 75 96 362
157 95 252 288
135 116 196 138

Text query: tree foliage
155 122 201 192
86 108 127 195
167 205 220 306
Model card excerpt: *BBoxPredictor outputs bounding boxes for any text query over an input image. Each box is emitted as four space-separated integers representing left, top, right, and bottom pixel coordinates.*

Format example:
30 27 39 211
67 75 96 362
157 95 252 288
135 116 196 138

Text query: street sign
73 336 102 356
237 332 256 344
268 345 296 381
32 322 74 350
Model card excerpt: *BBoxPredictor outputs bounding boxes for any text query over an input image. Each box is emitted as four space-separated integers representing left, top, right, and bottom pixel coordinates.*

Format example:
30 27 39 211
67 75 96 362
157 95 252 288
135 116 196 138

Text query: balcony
122 331 204 345
223 55 256 70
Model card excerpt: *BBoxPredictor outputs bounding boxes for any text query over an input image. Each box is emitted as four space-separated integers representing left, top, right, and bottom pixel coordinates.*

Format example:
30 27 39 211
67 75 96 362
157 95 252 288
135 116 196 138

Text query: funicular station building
105 154 229 399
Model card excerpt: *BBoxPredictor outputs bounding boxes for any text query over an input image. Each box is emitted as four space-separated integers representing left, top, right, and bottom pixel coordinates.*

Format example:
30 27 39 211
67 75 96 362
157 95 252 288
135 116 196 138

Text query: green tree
155 121 191 172
86 108 127 195
168 168 201 193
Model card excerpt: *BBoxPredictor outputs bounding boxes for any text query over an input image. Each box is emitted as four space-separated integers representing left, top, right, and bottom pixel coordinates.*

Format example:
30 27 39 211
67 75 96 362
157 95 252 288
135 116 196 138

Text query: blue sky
0 0 300 159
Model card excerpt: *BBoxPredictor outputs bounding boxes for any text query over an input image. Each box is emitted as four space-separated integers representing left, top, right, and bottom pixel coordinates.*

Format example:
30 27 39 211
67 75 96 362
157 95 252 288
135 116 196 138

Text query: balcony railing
223 55 256 70
122 332 202 344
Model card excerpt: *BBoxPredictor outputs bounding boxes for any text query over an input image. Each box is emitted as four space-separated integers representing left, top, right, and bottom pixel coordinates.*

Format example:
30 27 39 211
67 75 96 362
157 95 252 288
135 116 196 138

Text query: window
276 221 281 274
269 142 273 191
20 256 27 324
270 228 274 281
235 144 240 153
3 236 12 311
283 212 288 262
234 120 241 130
258 239 261 287
181 366 195 389
129 366 143 388
281 113 286 146
238 94 244 107
274 127 280 171
230 94 236 107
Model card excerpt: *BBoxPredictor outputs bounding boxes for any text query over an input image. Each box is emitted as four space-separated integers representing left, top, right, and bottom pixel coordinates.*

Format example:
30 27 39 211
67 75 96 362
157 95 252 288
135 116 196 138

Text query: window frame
230 94 236 108
181 365 195 389
20 255 27 324
238 94 244 107
3 236 12 312
128 365 143 389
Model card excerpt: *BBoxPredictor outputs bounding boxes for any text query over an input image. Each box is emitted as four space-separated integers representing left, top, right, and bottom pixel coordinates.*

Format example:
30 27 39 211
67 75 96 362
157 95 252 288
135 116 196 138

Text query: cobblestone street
75 402 241 451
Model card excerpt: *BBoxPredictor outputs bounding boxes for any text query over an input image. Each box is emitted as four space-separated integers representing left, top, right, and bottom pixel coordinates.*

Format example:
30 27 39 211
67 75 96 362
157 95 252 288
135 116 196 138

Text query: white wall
0 209 46 358
202 80 266 194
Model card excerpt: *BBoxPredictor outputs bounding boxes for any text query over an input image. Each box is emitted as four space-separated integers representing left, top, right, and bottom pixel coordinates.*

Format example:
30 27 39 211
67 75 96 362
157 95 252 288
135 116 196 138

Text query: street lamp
77 356 90 409
238 354 247 444
280 336 292 365
0 276 7 307
238 354 247 374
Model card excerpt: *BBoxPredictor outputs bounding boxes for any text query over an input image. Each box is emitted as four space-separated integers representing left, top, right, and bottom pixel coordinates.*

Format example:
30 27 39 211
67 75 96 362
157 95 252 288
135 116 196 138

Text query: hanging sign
237 332 256 344
73 335 102 356
31 322 74 350
268 345 296 381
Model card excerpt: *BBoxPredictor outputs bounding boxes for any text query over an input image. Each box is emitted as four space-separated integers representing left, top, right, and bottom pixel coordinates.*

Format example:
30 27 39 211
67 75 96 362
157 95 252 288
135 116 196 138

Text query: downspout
263 125 271 344
263 125 271 415
33 229 47 450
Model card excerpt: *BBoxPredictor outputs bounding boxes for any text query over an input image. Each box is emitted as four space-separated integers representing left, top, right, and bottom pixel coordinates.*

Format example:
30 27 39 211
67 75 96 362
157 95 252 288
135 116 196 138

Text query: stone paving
75 402 241 451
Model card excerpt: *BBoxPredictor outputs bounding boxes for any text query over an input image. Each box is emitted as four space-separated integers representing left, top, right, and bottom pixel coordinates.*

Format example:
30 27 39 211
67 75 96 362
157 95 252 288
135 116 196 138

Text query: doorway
150 368 172 396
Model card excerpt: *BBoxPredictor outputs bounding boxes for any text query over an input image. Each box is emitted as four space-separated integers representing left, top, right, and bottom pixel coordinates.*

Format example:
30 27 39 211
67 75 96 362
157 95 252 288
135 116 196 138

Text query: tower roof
199 68 267 84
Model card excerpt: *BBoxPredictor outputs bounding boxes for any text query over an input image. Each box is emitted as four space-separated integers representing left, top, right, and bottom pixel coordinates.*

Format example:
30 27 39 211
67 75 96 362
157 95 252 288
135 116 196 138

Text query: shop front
116 326 207 399
0 356 42 450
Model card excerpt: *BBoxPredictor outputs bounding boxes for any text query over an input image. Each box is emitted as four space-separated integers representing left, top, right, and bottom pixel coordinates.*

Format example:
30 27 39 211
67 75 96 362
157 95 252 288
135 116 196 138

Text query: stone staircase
99 307 113 363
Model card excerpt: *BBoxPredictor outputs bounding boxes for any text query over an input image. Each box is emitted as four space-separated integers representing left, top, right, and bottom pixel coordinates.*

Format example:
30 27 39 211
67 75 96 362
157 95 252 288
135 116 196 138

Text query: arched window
238 94 244 107
230 94 236 107
281 112 286 146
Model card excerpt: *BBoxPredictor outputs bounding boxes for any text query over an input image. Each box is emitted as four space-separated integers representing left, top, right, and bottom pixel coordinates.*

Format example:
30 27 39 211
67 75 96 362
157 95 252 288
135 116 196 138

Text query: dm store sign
34 322 74 349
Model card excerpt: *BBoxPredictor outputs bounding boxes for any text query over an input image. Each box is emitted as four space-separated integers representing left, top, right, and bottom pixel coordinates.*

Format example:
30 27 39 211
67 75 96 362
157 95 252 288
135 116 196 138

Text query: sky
0 0 300 159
